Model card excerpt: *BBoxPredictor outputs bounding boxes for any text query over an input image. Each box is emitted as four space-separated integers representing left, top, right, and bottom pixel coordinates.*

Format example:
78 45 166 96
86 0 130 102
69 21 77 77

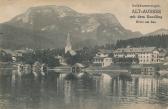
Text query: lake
0 70 168 109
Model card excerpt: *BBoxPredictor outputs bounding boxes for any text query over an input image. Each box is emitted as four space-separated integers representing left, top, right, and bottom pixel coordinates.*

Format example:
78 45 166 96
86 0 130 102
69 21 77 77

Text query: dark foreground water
0 70 168 109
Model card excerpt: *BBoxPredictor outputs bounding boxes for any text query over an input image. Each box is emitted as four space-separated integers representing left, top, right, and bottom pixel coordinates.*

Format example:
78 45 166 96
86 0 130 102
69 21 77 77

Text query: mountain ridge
145 28 168 36
0 5 142 49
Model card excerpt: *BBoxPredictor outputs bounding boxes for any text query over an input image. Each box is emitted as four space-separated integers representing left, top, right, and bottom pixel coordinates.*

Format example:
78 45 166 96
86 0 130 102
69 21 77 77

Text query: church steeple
65 33 72 54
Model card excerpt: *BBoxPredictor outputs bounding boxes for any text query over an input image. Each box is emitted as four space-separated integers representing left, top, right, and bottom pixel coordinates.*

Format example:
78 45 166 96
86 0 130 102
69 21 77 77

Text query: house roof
66 50 76 56
93 56 105 59
55 55 63 59
74 63 85 68
98 49 113 54
0 49 14 54
69 50 76 56
114 47 157 53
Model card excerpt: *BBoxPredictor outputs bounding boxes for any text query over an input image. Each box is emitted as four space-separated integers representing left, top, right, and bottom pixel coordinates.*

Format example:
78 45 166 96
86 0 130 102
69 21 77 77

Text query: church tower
65 33 72 54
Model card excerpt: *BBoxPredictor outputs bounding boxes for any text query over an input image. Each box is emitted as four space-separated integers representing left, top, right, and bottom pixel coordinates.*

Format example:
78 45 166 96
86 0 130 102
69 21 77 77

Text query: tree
22 52 36 65
0 50 12 62
115 34 168 48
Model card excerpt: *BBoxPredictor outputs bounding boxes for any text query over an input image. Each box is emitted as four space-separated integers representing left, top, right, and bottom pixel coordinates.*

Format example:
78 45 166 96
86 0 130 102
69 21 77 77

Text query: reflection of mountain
0 5 142 49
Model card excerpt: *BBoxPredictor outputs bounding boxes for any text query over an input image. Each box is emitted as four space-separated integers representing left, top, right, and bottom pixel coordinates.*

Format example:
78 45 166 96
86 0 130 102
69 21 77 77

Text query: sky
0 0 168 34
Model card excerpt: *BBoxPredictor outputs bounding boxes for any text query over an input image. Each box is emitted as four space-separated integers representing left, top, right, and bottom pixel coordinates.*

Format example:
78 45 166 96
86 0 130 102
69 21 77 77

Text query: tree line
115 34 168 48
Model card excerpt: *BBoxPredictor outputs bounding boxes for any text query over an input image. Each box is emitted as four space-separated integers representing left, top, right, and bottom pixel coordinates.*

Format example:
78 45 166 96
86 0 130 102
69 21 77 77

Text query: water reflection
0 70 168 109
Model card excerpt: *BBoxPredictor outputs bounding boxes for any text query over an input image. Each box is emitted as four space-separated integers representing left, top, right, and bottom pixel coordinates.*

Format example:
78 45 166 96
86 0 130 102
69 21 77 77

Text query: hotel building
113 47 160 64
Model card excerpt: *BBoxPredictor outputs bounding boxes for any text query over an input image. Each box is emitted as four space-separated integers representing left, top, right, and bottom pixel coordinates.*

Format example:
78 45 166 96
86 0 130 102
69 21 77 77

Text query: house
93 49 112 67
159 48 167 63
72 63 85 73
13 50 27 57
55 55 67 65
12 49 34 62
113 47 161 64
163 53 168 65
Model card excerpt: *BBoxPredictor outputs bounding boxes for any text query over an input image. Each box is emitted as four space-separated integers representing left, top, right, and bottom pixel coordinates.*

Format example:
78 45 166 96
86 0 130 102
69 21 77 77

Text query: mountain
0 5 142 50
145 28 168 36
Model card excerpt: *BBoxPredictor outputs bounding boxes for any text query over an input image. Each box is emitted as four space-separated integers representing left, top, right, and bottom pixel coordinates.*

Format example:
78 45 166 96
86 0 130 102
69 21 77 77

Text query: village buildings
113 47 163 64
93 49 113 67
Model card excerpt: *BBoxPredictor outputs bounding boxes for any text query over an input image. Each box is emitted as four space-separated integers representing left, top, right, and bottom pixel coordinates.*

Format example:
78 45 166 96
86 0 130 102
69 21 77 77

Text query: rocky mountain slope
0 5 142 49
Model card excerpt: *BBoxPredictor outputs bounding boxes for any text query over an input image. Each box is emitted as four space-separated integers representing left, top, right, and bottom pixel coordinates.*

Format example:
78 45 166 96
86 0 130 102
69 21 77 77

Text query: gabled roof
114 47 157 53
15 50 27 53
98 49 113 54
73 63 85 68
0 49 14 54
69 50 76 56
55 55 63 59
93 56 105 59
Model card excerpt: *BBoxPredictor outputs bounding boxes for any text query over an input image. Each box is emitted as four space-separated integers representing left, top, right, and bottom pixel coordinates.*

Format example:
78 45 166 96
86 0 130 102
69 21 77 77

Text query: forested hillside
116 34 168 48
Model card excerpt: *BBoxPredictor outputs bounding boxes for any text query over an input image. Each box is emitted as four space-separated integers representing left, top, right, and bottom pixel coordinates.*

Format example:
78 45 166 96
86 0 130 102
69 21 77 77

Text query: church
56 33 77 65
64 33 76 56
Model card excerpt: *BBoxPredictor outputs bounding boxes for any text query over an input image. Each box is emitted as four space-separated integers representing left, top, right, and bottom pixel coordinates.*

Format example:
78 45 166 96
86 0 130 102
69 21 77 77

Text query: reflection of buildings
110 77 159 98
141 66 156 75
64 81 73 104
93 49 113 67
113 47 162 64
130 65 157 76
93 74 166 105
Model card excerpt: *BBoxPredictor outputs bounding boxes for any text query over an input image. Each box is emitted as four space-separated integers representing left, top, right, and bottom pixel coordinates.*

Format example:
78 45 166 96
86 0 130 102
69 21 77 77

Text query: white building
93 50 112 67
113 47 161 64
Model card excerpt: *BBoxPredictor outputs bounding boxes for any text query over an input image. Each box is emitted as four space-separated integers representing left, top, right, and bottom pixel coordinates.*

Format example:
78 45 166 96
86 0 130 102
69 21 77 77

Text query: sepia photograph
0 0 168 109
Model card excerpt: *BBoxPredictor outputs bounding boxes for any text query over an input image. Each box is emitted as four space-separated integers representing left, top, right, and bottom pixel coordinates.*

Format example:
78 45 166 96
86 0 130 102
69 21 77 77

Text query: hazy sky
0 0 168 34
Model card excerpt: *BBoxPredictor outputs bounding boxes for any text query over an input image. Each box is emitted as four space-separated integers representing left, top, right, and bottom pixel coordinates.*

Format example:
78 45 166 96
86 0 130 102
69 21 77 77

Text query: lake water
0 70 168 109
